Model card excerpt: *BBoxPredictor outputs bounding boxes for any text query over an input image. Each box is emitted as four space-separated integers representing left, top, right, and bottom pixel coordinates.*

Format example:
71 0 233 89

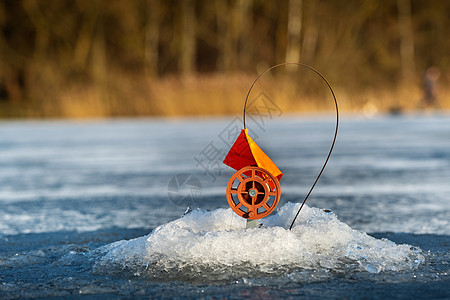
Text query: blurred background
0 0 448 118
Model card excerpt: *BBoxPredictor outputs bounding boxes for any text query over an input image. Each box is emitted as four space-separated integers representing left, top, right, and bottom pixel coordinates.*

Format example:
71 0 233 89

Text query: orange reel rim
226 166 281 220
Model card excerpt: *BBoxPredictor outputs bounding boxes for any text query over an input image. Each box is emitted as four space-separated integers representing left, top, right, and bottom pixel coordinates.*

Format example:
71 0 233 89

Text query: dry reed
0 74 448 119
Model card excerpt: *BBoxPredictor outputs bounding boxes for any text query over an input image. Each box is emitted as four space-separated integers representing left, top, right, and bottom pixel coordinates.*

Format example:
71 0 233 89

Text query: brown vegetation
0 0 449 119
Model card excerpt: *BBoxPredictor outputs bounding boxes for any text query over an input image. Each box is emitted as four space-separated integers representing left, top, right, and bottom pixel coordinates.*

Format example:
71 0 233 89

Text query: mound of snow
94 203 424 280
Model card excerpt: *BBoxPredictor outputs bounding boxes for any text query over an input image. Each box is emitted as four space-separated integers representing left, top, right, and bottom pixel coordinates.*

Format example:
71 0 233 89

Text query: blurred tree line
0 0 448 117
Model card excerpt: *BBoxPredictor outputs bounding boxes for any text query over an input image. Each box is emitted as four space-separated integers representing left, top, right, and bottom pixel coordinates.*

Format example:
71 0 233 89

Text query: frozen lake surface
0 114 449 299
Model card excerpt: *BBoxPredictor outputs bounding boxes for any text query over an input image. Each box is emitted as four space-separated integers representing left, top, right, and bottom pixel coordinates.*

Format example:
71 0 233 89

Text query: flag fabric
223 128 283 180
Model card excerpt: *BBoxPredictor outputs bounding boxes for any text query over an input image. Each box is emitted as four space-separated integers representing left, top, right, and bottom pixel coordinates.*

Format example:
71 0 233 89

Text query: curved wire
241 62 339 230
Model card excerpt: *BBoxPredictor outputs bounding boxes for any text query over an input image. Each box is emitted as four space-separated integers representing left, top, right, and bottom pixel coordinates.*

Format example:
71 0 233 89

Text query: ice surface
95 203 424 281
1 117 449 237
1 118 448 298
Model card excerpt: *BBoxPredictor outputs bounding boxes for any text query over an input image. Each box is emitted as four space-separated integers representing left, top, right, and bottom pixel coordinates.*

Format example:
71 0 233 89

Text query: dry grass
0 74 448 119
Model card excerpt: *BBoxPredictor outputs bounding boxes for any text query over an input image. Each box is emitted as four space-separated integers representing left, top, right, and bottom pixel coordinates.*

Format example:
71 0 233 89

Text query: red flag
223 129 283 180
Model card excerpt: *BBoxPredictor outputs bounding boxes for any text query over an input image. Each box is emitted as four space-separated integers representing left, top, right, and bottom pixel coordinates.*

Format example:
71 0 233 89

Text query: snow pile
94 203 424 280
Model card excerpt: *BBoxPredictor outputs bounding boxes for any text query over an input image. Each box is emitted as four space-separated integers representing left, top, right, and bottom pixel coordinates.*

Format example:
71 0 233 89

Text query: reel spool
226 166 281 220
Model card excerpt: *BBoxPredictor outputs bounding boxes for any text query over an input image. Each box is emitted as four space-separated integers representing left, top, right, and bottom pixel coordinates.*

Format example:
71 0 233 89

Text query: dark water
0 115 449 299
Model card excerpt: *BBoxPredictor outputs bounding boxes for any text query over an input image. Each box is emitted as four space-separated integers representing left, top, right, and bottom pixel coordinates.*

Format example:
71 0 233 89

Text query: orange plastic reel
226 166 281 220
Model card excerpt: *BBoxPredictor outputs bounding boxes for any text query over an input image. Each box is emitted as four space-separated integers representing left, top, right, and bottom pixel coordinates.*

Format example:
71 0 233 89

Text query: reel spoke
237 173 245 182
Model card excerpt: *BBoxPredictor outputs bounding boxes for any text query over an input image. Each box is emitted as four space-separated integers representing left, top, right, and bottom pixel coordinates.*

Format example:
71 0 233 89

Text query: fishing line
242 62 339 230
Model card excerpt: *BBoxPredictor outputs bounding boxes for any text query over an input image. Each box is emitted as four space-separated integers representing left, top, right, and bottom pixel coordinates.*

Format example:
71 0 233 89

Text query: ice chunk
94 203 424 280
